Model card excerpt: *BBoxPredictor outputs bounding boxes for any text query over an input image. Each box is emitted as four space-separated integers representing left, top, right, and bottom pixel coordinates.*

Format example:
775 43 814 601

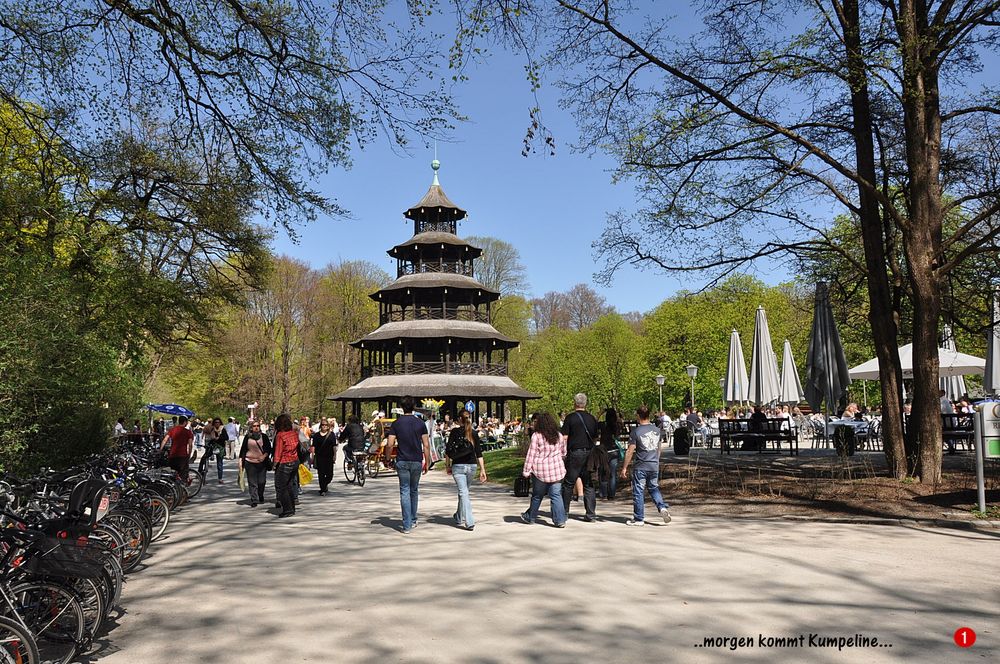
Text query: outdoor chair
809 419 829 448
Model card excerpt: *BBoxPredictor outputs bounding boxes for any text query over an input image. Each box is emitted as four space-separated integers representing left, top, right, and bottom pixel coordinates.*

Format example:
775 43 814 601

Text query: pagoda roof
328 374 539 401
388 232 481 258
352 320 516 347
404 184 467 220
373 273 499 298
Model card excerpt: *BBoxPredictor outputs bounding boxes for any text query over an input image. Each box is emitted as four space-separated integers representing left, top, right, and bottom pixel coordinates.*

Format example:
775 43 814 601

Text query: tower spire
431 142 441 186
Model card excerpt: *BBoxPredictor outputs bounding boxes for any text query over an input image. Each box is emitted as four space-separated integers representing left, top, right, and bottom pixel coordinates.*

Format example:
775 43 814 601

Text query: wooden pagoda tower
329 160 538 420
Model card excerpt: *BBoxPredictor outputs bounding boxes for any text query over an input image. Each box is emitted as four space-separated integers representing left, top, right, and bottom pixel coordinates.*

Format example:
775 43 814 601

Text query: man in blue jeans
386 396 432 533
619 404 671 526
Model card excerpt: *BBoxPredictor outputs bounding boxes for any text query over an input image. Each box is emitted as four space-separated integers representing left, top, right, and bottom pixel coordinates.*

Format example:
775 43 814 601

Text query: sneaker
278 511 294 518
453 511 461 524
659 507 672 524
554 522 566 528
520 511 532 524
626 519 645 527
401 527 412 534
465 524 475 531
583 515 596 522
412 520 418 529
218 480 224 485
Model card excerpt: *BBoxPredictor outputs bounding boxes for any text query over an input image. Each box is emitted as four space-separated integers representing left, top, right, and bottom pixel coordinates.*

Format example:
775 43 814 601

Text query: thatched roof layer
404 184 467 219
352 320 517 347
328 375 539 400
373 273 499 296
388 232 483 259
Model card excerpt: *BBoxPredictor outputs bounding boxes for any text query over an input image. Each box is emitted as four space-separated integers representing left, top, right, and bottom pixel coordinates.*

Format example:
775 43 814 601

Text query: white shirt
114 422 126 436
225 422 240 440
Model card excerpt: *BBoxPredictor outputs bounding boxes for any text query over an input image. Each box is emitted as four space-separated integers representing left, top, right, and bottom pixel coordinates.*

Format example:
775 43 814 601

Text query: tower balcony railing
381 307 490 325
397 260 473 278
361 362 508 379
416 221 457 234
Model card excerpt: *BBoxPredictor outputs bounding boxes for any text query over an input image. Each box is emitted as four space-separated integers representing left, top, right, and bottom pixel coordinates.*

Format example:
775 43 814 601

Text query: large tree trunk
842 0 907 478
897 0 944 484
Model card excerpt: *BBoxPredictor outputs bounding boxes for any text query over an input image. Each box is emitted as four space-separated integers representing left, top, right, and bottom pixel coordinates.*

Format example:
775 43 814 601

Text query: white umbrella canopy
723 328 749 404
985 287 1000 395
849 343 985 380
939 324 967 400
779 338 805 404
748 305 782 405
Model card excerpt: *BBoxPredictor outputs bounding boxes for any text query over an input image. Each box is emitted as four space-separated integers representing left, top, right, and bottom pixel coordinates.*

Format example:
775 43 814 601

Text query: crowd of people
112 390 678 531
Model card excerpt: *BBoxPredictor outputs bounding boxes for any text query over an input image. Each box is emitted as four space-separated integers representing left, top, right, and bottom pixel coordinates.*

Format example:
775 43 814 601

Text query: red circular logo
954 627 976 648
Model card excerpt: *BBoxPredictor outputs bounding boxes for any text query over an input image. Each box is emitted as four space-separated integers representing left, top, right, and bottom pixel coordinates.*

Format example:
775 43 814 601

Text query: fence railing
381 307 490 324
361 362 508 378
397 260 474 278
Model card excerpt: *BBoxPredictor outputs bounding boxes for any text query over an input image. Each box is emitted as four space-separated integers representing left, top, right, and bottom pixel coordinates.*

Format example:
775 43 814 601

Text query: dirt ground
643 446 1000 523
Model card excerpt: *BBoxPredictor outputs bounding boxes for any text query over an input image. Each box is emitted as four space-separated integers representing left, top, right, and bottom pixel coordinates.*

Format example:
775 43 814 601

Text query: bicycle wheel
68 577 105 639
366 454 381 479
183 471 203 500
91 526 125 574
144 494 170 542
99 555 123 610
104 512 149 573
0 615 40 664
343 455 357 484
357 459 366 487
9 581 86 664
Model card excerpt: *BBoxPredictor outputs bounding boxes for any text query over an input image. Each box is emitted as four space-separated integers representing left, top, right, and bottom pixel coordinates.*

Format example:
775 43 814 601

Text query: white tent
848 343 985 380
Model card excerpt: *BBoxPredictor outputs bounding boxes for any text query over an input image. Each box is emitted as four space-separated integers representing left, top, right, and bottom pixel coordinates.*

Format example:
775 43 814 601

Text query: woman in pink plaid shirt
520 412 568 527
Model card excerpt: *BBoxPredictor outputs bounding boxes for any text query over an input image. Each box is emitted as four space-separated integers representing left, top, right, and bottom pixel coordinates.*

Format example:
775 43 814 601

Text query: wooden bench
942 413 974 453
902 413 974 453
719 418 799 456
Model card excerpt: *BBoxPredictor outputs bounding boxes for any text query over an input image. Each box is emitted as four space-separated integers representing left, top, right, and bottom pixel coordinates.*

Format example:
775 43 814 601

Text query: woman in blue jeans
445 411 487 531
520 412 568 527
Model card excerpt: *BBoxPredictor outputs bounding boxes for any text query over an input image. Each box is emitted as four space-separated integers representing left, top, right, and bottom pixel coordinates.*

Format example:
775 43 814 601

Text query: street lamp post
654 374 665 414
686 364 698 411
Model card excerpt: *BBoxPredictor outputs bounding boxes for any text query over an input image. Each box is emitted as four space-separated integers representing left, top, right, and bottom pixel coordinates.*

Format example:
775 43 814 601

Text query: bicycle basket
21 536 112 580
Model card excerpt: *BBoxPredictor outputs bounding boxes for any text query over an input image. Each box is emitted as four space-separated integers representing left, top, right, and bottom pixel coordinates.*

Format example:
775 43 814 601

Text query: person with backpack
444 410 487 531
561 393 600 521
619 404 671 526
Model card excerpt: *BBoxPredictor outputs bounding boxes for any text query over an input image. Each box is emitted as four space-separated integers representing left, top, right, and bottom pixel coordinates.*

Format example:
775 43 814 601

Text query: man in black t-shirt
561 392 600 521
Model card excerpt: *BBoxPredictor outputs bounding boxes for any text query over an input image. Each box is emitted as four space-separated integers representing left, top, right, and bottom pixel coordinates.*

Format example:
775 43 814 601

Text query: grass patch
430 446 525 487
483 447 525 487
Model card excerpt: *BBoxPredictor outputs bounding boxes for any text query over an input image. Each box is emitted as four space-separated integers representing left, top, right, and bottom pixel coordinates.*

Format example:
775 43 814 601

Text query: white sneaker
659 507 672 523
625 519 645 526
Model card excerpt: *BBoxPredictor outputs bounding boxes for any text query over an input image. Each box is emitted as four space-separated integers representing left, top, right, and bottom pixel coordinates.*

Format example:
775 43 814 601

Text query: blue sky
271 35 700 314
